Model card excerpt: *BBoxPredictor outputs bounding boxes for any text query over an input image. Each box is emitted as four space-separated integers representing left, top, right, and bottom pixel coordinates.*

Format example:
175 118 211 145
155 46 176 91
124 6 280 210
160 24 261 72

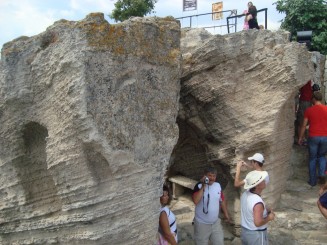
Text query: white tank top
241 190 268 230
159 206 177 240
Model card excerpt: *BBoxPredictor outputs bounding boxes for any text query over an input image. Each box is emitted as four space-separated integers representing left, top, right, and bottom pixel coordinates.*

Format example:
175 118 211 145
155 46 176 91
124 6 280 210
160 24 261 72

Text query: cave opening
18 122 61 211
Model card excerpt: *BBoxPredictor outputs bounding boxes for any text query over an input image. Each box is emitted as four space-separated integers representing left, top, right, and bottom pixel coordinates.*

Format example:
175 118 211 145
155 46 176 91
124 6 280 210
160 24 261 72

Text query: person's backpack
319 191 327 209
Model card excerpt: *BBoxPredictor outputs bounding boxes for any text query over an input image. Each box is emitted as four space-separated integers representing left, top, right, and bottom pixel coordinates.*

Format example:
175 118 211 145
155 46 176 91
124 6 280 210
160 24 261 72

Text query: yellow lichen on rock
75 14 180 65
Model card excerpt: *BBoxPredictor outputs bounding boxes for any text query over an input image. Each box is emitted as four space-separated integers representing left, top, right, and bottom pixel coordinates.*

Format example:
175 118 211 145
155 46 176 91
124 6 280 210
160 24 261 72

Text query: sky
0 0 285 50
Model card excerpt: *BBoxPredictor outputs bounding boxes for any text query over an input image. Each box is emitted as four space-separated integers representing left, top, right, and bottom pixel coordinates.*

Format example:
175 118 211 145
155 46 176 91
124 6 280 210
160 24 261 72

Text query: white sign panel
183 0 197 11
212 2 223 20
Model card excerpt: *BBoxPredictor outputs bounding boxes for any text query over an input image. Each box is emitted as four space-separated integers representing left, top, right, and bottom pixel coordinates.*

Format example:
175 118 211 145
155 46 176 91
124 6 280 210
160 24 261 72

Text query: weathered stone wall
311 51 326 102
1 13 326 244
0 13 181 244
171 28 317 228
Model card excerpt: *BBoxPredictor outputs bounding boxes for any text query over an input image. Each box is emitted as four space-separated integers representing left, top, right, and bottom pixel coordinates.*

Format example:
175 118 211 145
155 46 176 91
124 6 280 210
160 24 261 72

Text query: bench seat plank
168 175 198 199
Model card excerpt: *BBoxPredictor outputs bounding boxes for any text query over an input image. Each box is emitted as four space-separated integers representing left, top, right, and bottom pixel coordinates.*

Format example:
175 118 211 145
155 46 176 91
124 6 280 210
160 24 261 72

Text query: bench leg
172 183 185 199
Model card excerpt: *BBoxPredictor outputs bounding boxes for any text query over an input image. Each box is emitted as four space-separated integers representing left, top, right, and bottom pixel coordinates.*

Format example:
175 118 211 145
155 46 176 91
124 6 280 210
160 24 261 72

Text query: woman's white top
241 190 268 230
159 206 177 241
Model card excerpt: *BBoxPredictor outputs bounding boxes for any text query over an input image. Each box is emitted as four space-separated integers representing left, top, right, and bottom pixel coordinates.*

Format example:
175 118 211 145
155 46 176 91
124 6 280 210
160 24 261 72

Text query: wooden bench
168 175 198 199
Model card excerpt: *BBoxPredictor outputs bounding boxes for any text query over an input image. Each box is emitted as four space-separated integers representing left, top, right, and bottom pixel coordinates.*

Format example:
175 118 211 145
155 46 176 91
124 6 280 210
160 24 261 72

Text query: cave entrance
17 122 62 212
166 118 230 198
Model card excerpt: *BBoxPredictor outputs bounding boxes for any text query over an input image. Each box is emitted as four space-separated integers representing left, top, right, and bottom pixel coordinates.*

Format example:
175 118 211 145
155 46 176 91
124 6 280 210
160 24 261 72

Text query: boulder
0 13 181 244
172 28 315 229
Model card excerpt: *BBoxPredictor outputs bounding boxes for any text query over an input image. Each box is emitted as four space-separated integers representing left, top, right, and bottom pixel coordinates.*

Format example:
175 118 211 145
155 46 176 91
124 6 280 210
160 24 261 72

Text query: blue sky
0 0 285 50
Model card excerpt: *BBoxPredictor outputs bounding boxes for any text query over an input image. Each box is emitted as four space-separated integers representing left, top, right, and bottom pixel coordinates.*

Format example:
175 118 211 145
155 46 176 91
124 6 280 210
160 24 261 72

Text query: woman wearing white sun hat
240 170 275 245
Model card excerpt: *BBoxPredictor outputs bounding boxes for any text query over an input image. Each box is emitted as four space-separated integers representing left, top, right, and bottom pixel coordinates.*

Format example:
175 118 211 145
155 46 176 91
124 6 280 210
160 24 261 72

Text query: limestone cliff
1 13 326 245
0 13 181 244
172 28 318 227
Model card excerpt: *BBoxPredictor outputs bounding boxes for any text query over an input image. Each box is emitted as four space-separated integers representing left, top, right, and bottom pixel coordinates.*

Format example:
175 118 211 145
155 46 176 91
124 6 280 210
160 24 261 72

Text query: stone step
278 192 320 213
270 209 326 230
269 228 327 245
278 178 322 212
270 174 327 243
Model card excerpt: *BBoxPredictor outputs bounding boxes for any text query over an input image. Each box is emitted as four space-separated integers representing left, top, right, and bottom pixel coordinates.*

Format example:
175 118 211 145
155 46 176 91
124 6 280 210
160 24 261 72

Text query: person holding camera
234 153 269 188
192 166 231 245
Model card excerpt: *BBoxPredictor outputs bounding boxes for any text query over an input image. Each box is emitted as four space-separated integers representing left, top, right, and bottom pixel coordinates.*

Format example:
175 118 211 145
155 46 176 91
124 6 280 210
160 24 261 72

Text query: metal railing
227 8 268 33
176 8 268 34
176 10 238 33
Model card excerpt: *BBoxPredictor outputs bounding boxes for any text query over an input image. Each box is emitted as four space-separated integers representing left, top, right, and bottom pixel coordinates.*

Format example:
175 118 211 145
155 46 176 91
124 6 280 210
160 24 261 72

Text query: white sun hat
248 153 265 164
244 170 268 189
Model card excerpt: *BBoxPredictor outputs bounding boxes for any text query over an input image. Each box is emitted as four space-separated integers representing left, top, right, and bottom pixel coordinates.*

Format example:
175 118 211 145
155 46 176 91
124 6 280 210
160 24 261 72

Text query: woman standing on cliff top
246 2 260 29
158 185 178 245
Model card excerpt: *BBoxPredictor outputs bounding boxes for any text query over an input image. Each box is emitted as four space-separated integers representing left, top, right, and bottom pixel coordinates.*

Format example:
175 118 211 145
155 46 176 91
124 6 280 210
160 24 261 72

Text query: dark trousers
248 18 259 29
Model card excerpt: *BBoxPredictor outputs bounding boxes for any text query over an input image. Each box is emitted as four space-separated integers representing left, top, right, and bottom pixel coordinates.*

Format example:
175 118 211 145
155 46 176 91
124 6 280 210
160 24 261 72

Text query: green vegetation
110 0 157 22
275 0 327 54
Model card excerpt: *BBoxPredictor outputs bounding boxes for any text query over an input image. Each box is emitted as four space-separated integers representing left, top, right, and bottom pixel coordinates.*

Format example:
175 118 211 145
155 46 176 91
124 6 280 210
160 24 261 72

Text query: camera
204 176 209 184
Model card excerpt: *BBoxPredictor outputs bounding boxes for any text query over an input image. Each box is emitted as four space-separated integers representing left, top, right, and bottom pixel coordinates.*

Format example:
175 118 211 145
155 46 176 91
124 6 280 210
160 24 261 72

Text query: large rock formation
1 13 326 245
0 14 181 244
171 28 320 230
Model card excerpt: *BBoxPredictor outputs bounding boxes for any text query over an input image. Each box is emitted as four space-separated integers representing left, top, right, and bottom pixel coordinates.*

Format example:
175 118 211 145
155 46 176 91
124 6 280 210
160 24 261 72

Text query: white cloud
0 0 285 50
69 0 114 15
267 19 283 31
13 5 56 36
0 0 117 49
0 1 56 47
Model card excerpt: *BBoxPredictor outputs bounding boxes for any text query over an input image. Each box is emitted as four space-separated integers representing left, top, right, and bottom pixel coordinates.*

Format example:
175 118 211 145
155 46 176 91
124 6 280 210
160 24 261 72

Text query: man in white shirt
192 167 231 245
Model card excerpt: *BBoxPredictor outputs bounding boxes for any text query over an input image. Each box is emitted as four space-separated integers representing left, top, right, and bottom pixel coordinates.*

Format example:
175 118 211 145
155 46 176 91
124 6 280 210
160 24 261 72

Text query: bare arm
253 203 275 227
234 161 245 187
221 198 232 223
319 183 327 195
192 184 205 205
159 211 177 245
298 118 308 145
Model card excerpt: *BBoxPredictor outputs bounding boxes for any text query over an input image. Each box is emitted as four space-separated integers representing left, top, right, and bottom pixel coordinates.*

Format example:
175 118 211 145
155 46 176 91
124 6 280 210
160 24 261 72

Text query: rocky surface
268 144 327 245
170 144 327 245
0 14 326 244
172 27 314 218
0 13 181 244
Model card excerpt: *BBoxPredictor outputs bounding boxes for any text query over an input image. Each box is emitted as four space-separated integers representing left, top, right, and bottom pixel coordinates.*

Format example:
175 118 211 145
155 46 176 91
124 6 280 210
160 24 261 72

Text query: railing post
265 8 267 29
227 17 230 33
